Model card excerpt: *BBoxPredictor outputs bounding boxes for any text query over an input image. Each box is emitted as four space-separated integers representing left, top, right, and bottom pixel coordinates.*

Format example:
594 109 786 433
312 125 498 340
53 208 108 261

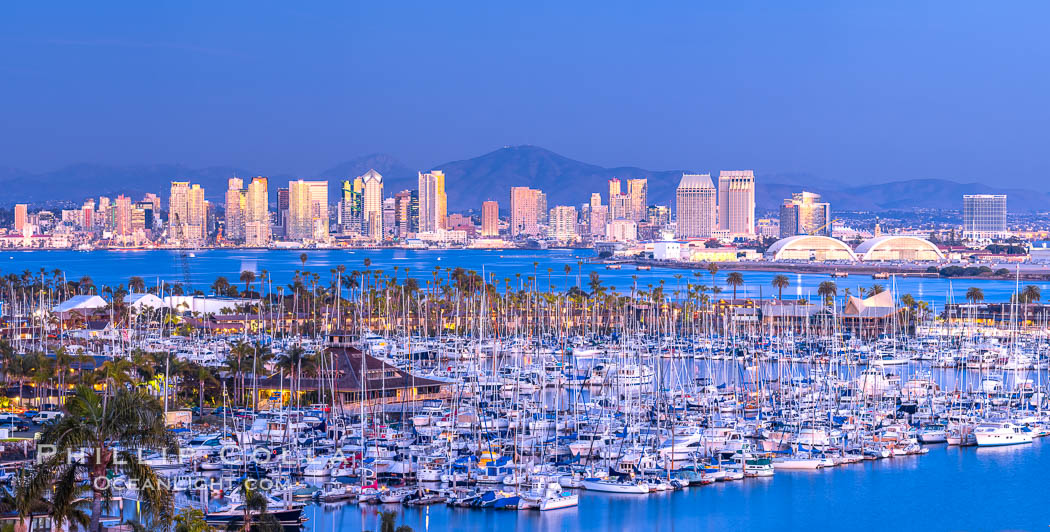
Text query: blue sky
2 1 1049 187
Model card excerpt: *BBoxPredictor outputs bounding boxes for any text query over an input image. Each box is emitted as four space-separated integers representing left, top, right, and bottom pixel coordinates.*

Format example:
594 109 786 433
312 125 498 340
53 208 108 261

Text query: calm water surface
304 439 1047 532
4 248 1046 304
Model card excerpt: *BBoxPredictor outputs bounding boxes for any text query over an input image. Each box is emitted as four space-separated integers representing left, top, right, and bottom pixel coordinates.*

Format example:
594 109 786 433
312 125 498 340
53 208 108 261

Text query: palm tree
300 253 308 268
233 481 281 532
868 284 886 295
128 276 146 293
1021 285 1041 305
771 274 790 300
965 286 984 305
725 272 744 302
0 469 50 532
817 281 838 306
707 263 719 287
38 385 177 532
211 276 231 296
275 345 315 408
239 270 256 295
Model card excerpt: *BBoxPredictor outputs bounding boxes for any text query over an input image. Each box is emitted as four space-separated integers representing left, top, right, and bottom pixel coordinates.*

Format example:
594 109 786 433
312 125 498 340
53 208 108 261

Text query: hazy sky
3 1 1049 187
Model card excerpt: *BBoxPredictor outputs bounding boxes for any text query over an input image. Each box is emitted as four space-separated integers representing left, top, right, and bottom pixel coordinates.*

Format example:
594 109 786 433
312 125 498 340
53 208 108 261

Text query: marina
1 250 1048 530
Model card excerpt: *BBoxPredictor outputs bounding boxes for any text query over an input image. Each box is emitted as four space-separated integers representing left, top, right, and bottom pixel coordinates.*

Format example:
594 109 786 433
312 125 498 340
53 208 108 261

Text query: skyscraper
963 194 1007 239
608 178 621 202
359 170 384 240
244 177 270 247
288 180 329 241
276 187 289 236
418 170 447 233
717 170 755 236
548 205 578 241
510 187 542 237
627 178 648 221
481 200 499 237
675 173 716 238
779 191 830 237
168 181 205 243
338 178 363 234
13 204 27 233
394 190 415 238
590 193 602 209
114 195 132 237
225 177 245 241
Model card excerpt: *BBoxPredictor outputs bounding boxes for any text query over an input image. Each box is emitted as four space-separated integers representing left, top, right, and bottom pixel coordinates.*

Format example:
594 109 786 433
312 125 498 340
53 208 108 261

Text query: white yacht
974 422 1033 447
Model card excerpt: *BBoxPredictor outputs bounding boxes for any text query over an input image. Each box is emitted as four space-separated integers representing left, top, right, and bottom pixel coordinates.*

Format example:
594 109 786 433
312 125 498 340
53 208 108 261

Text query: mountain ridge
3 146 1047 213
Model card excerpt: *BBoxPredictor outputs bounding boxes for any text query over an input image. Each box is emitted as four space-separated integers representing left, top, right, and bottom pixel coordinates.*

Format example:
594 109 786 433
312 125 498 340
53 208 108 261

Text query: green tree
37 385 177 532
817 281 838 306
725 272 744 301
771 274 790 300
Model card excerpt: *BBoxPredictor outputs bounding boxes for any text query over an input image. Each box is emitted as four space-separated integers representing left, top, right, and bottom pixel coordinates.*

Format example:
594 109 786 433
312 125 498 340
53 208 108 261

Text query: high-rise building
81 200 94 229
646 205 671 228
510 187 542 237
963 194 1007 239
627 179 648 221
481 200 499 237
244 177 270 247
168 181 205 243
13 204 27 233
133 201 154 231
114 195 132 237
779 191 830 238
418 170 447 233
143 193 162 214
276 187 290 236
536 191 548 224
608 178 621 203
338 179 363 234
610 193 631 220
358 170 384 240
675 174 716 239
717 170 755 236
589 205 608 237
224 178 245 241
288 180 329 241
548 205 578 241
382 197 396 238
394 190 415 238
590 193 602 209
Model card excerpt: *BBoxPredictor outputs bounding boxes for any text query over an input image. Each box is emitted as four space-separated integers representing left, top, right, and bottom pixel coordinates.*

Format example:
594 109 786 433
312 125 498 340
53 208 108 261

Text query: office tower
244 177 270 247
548 205 578 240
224 177 245 241
81 200 94 229
357 170 384 240
98 197 111 228
627 178 648 221
418 170 447 233
338 179 363 234
114 195 132 236
963 194 1007 239
717 170 755 236
143 193 162 213
382 197 396 238
510 187 542 237
647 205 671 228
590 193 602 209
13 204 27 233
169 181 206 243
589 204 608 237
675 173 717 238
288 180 329 241
276 187 289 236
536 191 548 224
133 201 154 230
394 190 414 238
481 200 499 237
779 191 831 237
610 193 631 220
608 178 621 202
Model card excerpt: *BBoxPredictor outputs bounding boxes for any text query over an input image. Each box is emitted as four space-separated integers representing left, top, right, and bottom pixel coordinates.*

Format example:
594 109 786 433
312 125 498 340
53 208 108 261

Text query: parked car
31 411 64 424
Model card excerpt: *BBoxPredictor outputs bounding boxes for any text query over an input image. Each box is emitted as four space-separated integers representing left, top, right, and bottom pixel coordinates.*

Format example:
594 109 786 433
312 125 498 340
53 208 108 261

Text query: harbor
0 250 1048 530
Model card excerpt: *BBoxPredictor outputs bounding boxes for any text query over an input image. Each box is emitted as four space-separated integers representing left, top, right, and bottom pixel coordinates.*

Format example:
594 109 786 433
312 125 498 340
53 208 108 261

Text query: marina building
779 191 831 237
